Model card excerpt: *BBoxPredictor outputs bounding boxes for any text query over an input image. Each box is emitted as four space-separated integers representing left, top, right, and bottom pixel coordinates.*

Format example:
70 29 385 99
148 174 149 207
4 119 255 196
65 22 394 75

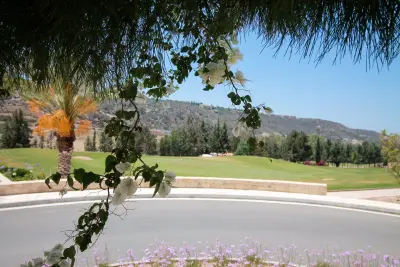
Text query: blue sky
169 33 399 133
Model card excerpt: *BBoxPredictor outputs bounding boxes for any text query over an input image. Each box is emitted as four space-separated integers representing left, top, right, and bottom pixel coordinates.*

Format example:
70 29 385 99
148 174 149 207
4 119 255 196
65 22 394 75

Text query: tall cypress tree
99 131 114 152
39 135 45 149
315 137 321 163
1 109 31 148
323 139 332 162
220 122 230 153
199 120 211 154
84 136 92 151
91 129 97 151
211 119 222 153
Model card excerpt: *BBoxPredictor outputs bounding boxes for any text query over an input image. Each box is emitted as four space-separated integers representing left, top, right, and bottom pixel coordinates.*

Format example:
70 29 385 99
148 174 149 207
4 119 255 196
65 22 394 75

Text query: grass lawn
0 148 399 191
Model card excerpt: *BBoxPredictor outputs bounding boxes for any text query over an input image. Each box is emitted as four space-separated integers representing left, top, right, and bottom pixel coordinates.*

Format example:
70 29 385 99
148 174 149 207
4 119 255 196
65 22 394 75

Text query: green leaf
181 46 190 53
63 245 76 259
243 95 252 102
227 92 236 99
198 45 205 55
50 172 61 185
203 84 214 91
142 170 152 182
125 79 138 99
82 172 101 190
127 152 137 163
73 168 85 184
156 170 164 180
152 182 161 197
154 63 162 72
45 178 51 189
232 96 241 105
77 215 86 229
67 176 78 190
105 155 118 172
149 175 157 187
115 110 124 118
98 209 108 223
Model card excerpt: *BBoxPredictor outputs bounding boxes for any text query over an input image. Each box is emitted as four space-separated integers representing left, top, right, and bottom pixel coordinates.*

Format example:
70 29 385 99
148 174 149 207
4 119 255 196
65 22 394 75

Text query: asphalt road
0 199 399 266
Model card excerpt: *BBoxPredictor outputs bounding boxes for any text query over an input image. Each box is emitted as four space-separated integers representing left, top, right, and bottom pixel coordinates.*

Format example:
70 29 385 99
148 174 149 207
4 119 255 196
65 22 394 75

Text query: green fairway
0 148 398 191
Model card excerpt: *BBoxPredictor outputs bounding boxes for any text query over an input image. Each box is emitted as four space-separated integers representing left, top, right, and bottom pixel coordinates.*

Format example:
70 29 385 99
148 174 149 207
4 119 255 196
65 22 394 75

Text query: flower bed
0 163 46 181
23 239 399 267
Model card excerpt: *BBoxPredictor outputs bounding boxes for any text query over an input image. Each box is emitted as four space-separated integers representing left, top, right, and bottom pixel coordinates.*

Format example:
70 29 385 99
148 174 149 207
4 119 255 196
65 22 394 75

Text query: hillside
0 96 380 142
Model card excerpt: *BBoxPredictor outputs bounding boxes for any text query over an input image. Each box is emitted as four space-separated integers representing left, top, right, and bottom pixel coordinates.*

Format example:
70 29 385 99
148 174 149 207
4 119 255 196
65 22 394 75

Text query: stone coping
0 176 327 196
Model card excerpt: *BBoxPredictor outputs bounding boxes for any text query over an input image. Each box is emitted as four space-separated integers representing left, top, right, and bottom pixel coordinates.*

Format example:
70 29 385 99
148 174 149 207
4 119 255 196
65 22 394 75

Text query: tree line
0 110 385 167
159 118 233 156
84 126 158 155
158 117 383 167
259 131 382 167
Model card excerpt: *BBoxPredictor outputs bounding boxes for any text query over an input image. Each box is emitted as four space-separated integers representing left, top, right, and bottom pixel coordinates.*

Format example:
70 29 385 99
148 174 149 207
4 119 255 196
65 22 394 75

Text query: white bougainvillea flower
165 80 176 96
115 162 131 173
158 181 171 198
234 70 246 85
111 187 128 205
263 106 273 115
164 171 176 185
232 121 248 138
21 257 44 267
59 259 71 267
45 244 64 265
165 86 175 95
199 61 226 86
32 257 44 267
232 124 241 138
228 48 243 65
118 177 138 196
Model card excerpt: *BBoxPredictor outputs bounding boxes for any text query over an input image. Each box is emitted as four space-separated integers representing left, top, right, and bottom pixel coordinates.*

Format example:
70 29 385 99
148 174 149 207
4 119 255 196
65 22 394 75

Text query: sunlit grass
0 148 398 191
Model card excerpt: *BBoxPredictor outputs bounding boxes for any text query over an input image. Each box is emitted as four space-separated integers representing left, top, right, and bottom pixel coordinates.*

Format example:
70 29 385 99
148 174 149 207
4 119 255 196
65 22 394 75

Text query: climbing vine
21 4 272 267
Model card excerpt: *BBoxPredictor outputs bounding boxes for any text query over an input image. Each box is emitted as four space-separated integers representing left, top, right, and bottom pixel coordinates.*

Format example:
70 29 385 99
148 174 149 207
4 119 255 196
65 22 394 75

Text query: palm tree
26 79 96 178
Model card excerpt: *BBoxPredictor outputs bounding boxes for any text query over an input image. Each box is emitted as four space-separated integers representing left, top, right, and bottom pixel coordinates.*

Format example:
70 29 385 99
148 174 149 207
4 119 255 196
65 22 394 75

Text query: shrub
316 160 327 166
15 168 30 177
0 164 44 181
235 140 250 155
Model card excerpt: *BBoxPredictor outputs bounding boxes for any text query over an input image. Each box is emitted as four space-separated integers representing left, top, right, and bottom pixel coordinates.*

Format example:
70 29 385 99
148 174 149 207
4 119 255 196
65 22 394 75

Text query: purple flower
384 254 390 262
248 248 255 256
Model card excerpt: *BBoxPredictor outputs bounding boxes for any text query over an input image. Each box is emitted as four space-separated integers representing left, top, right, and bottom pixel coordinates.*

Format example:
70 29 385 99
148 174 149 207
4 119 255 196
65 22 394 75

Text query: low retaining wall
0 177 327 196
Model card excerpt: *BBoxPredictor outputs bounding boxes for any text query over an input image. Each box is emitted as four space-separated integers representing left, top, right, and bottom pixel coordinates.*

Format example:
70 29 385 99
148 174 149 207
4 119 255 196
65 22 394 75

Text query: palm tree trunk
57 135 76 179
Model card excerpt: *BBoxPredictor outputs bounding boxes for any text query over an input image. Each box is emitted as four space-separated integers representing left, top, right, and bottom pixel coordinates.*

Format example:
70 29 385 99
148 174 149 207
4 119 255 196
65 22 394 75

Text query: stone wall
0 177 327 196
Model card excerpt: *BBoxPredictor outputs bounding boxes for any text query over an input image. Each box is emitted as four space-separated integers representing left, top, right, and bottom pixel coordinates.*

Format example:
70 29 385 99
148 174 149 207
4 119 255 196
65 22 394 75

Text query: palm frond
0 0 399 90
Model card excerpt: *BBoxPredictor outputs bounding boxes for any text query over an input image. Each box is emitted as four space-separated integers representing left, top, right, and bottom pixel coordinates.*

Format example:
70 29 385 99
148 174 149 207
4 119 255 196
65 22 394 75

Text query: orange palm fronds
34 111 74 137
75 120 92 136
81 100 97 114
27 100 48 114
75 98 97 115
28 81 97 138
49 86 56 97
57 116 73 137
37 114 55 129
33 125 45 136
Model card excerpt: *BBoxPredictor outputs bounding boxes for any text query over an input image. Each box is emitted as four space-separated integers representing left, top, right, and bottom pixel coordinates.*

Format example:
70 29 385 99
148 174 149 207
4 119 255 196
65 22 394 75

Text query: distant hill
0 96 380 143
